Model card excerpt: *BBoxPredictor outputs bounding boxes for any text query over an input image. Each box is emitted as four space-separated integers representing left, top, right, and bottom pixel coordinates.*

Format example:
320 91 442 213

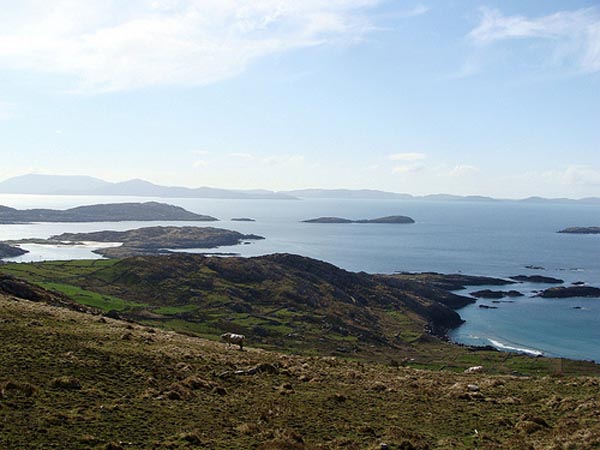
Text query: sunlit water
1 194 599 361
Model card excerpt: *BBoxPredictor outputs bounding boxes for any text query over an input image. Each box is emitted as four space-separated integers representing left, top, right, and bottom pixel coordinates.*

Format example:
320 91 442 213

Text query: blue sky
0 0 599 198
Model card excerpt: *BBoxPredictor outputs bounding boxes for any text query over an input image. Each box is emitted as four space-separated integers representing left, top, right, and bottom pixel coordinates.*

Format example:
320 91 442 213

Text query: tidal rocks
0 202 217 223
537 286 600 298
478 305 498 309
558 227 600 234
510 275 564 284
470 289 524 299
0 243 28 259
302 215 415 224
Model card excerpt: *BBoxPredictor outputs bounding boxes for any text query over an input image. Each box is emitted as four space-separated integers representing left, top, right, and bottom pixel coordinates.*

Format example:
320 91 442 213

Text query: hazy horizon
2 172 600 201
0 1 598 198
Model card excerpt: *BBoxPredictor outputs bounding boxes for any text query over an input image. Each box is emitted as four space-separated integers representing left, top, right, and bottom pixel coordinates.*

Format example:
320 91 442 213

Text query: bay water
1 194 599 361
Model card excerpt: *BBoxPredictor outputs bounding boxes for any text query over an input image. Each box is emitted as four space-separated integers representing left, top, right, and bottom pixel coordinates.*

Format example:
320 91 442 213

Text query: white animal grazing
464 365 484 374
221 332 245 350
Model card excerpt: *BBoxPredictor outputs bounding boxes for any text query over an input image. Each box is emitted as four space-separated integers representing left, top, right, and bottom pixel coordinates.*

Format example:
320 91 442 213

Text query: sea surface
1 194 600 362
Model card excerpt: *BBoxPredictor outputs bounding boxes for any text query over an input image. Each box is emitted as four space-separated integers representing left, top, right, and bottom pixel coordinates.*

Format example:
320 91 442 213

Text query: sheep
221 332 245 350
464 365 484 374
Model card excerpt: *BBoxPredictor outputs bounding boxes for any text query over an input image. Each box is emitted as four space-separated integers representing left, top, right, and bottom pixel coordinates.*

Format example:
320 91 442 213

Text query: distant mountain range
0 174 296 200
1 174 599 204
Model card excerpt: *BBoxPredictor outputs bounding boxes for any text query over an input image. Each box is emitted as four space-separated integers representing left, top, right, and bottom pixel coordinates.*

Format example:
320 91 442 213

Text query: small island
11 226 264 259
0 243 28 259
470 289 523 299
231 218 256 222
537 286 600 299
510 275 564 284
0 202 218 223
302 215 415 224
558 227 600 234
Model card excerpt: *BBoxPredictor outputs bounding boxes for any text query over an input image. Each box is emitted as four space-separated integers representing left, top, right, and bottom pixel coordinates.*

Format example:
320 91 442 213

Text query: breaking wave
488 338 544 357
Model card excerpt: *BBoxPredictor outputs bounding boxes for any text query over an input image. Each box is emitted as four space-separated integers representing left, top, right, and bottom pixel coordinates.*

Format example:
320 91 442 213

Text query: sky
0 0 599 198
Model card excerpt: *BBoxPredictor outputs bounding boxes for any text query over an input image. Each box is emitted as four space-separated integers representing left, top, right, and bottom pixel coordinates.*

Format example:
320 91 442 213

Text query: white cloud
392 163 424 174
449 164 479 177
228 152 254 159
552 165 600 186
388 152 426 161
0 0 385 93
468 7 600 73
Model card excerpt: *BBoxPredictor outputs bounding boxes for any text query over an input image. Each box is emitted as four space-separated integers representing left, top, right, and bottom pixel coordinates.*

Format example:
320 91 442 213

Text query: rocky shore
0 243 28 259
537 286 600 298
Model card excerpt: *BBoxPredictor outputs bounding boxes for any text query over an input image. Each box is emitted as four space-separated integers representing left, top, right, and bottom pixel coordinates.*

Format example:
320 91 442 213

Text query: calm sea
1 194 599 361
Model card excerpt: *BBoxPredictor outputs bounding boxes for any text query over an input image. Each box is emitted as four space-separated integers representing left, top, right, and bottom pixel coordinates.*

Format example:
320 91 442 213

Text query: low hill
1 254 596 375
1 275 600 449
0 201 217 223
1 254 466 360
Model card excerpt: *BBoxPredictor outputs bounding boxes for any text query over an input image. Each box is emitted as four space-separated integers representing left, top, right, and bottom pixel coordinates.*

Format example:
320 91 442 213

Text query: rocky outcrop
471 289 524 299
537 286 600 298
0 201 217 223
510 275 564 284
388 272 514 291
302 215 415 224
0 243 28 259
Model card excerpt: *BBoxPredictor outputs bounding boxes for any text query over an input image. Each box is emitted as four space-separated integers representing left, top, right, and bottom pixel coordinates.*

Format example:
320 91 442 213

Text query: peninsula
17 226 265 258
302 215 415 224
509 275 564 284
0 243 28 259
0 202 217 223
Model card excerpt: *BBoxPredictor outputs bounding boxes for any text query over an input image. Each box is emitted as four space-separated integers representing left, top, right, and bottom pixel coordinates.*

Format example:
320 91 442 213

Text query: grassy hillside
2 254 599 376
1 285 600 449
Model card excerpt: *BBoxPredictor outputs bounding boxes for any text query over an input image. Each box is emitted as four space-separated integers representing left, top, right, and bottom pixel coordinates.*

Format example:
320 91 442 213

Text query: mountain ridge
2 174 600 203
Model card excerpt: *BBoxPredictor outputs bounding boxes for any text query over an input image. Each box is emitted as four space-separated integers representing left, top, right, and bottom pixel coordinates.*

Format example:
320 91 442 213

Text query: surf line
488 338 544 357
